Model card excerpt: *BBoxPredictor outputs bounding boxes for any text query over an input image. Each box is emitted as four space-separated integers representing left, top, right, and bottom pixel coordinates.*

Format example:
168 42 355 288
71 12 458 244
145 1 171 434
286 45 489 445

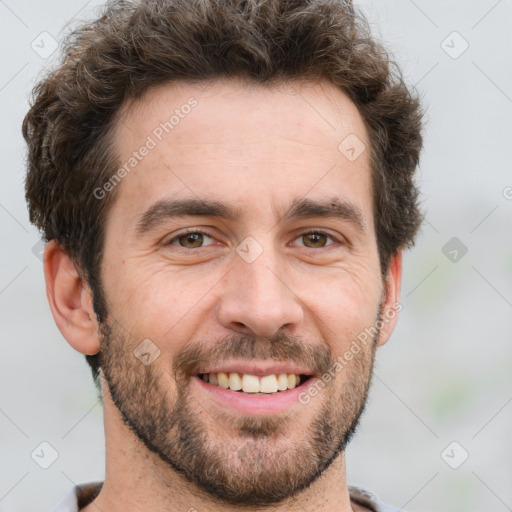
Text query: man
23 0 423 510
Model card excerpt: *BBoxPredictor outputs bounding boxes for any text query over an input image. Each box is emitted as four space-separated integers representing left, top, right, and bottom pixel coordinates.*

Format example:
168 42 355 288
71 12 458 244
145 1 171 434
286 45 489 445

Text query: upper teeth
201 372 303 393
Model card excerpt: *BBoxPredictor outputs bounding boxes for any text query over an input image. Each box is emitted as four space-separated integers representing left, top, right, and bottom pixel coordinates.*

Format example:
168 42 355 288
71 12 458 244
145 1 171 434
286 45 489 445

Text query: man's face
97 78 387 505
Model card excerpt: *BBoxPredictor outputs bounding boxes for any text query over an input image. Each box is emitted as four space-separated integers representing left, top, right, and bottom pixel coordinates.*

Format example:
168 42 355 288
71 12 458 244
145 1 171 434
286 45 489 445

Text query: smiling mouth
197 372 312 394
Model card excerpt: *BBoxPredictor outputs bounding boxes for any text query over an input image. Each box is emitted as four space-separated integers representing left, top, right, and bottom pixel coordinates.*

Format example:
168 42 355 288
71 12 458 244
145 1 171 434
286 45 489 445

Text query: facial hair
97 315 379 507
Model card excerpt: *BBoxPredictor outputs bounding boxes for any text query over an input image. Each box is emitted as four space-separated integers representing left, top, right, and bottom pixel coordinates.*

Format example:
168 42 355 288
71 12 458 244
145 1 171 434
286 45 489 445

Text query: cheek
105 262 216 344
291 267 381 352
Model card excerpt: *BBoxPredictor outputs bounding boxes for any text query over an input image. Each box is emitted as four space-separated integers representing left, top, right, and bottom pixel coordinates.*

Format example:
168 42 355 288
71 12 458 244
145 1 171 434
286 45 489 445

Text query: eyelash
166 228 342 249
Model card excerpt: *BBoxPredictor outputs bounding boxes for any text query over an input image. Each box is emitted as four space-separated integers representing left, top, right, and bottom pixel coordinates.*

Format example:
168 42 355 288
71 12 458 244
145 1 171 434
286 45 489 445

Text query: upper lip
196 360 315 377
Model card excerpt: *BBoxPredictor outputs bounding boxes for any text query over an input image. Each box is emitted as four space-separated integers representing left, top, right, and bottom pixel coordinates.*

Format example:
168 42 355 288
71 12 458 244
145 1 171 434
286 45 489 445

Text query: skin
44 78 402 512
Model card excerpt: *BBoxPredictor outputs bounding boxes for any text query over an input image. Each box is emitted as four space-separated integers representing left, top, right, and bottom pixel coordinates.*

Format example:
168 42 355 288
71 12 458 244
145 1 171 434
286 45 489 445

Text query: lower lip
192 375 316 415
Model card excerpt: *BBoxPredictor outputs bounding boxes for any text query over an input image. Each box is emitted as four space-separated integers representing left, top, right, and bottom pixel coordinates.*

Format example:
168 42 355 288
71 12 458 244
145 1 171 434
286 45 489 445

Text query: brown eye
178 233 204 248
168 231 215 249
296 231 337 248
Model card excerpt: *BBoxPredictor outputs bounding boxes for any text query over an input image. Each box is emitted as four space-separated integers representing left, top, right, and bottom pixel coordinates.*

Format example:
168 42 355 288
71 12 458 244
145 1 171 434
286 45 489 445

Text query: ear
376 251 403 347
43 240 100 355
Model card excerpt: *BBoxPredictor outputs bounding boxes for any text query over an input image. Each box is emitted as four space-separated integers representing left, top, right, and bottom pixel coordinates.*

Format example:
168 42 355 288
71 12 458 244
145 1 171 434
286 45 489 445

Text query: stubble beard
97 319 378 507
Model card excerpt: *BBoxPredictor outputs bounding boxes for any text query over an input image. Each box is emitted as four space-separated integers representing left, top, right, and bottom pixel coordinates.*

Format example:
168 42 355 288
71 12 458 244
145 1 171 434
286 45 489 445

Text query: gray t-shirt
51 481 404 511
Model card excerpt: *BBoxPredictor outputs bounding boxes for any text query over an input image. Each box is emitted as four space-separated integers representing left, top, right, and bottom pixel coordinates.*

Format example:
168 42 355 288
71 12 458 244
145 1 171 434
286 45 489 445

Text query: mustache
172 331 334 379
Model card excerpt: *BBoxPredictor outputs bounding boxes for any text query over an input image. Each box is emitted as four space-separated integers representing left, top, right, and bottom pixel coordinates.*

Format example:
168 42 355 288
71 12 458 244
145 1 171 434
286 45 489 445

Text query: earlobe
376 251 403 347
44 240 100 355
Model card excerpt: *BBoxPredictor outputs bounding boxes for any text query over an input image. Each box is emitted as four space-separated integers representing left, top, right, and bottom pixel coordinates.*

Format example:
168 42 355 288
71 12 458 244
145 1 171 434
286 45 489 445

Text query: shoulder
349 485 404 512
51 482 103 512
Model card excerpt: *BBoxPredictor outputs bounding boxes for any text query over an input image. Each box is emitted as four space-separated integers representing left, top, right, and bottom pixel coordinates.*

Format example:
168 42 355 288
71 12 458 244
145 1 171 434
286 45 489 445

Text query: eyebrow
277 197 366 233
135 196 366 235
135 198 241 235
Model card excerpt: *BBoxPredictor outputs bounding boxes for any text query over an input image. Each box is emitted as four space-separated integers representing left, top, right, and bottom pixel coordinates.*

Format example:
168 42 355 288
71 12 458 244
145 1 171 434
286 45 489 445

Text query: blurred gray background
1 1 511 511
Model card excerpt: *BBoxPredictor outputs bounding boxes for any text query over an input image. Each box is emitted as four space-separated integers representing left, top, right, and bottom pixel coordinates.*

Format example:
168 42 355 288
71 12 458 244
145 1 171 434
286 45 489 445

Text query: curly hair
23 0 424 390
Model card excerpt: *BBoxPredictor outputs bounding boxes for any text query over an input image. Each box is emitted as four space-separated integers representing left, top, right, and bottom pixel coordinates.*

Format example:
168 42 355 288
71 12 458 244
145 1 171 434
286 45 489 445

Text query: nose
216 250 304 338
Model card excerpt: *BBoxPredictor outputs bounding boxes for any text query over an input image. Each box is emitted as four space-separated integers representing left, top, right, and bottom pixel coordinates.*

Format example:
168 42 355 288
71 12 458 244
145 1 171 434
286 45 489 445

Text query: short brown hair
23 0 424 389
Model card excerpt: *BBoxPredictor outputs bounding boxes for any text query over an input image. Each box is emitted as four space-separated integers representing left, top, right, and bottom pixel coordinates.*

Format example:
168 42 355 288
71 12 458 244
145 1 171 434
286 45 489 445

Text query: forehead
108 78 373 231
118 77 368 148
